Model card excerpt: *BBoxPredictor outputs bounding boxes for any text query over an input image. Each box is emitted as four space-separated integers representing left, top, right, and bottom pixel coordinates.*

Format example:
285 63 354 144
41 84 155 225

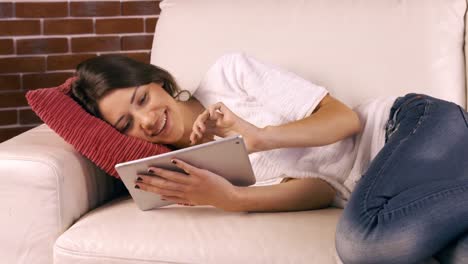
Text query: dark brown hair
71 54 181 119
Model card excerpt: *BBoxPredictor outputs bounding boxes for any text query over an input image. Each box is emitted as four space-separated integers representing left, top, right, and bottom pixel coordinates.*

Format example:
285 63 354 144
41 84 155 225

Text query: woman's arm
136 160 336 212
253 94 361 152
229 177 336 212
191 94 361 153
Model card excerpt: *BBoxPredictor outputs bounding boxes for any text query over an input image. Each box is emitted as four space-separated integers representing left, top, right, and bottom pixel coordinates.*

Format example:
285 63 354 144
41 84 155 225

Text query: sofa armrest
0 124 122 264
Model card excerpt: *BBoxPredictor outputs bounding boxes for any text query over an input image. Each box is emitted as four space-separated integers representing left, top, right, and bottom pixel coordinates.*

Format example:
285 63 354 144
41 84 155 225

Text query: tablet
115 135 256 211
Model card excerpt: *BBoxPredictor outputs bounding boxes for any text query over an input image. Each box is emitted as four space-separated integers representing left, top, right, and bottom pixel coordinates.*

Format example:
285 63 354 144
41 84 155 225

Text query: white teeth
156 112 167 135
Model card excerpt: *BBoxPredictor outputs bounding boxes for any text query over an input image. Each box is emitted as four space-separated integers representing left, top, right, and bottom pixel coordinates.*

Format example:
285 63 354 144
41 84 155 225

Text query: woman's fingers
190 110 211 144
189 132 196 145
134 181 185 198
192 121 200 136
137 175 186 191
208 103 225 121
190 102 238 144
198 110 210 123
190 125 201 144
146 167 192 184
134 160 204 205
190 126 204 144
189 132 198 145
194 124 203 139
170 158 202 176
197 122 206 133
134 160 208 207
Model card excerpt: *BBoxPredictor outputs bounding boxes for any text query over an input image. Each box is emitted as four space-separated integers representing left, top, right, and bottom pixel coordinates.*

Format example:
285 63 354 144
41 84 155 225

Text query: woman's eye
138 94 147 105
122 121 132 132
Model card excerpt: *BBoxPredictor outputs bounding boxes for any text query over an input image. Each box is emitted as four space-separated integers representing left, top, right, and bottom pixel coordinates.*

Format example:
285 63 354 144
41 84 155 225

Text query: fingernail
171 159 177 164
147 168 154 174
136 177 142 181
134 184 140 189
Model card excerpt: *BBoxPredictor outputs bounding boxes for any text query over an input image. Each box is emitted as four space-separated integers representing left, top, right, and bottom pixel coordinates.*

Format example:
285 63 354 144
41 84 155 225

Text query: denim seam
411 101 432 135
362 100 432 219
386 122 400 141
361 130 406 219
379 184 468 216
457 105 468 128
386 95 426 142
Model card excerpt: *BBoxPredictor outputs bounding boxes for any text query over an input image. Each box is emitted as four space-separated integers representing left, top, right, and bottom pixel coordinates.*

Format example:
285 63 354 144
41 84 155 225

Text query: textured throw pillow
26 77 172 178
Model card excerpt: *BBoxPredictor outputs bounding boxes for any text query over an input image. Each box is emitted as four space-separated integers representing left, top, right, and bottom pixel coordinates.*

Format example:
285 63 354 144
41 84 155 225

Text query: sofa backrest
151 0 468 110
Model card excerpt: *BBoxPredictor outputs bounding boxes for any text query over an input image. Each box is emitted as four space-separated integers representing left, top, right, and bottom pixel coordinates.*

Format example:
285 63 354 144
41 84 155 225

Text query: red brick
0 20 41 36
0 110 17 125
17 38 68 55
0 91 27 107
23 72 74 90
44 19 94 35
0 3 13 18
121 35 153 50
145 18 158 33
19 109 41 124
122 1 160 15
0 75 21 90
47 54 97 71
70 1 120 17
0 39 14 55
72 37 120 52
0 126 36 143
16 2 68 18
108 52 150 64
96 18 144 34
0 57 45 74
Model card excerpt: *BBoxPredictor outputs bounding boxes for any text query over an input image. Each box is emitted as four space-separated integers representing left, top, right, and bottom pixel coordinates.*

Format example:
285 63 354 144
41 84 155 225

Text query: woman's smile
153 109 169 137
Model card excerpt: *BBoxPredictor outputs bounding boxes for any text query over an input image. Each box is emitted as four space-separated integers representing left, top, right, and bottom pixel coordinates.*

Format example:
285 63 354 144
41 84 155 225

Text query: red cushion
26 77 171 178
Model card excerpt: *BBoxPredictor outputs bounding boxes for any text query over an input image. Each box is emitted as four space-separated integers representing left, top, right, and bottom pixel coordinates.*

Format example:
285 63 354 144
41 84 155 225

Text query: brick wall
0 0 160 143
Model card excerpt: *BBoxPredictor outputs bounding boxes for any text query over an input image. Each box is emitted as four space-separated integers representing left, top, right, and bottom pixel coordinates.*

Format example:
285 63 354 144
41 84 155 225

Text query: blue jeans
335 93 468 264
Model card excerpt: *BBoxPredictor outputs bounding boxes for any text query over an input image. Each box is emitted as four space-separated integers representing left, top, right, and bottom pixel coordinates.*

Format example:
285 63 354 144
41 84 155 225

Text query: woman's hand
134 158 240 211
190 102 263 153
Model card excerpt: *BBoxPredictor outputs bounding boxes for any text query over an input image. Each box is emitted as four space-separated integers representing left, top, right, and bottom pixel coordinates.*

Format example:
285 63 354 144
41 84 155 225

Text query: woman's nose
141 116 154 130
135 110 155 131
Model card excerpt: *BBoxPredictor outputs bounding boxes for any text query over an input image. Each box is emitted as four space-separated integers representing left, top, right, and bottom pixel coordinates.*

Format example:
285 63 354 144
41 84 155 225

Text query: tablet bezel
115 135 255 210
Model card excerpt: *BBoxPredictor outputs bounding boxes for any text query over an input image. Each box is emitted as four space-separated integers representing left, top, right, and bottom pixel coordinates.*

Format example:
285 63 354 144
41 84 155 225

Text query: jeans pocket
458 106 468 128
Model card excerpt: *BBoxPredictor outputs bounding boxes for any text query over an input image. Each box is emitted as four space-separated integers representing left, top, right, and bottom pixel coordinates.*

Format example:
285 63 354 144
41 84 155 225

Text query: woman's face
98 82 185 145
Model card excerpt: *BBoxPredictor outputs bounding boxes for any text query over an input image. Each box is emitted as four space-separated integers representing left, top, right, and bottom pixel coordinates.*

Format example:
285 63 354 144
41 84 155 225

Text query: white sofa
1 0 466 263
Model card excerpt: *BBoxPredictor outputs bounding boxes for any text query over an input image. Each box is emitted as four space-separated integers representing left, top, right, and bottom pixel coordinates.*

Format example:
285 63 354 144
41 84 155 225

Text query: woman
71 54 467 263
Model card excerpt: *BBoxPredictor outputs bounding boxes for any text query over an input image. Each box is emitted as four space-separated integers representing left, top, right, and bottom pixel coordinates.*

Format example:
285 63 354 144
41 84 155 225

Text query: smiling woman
71 55 206 148
95 82 200 147
70 53 360 212
70 52 468 262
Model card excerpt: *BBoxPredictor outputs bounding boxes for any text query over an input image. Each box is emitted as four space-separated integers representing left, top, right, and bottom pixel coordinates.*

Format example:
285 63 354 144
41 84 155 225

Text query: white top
194 52 398 208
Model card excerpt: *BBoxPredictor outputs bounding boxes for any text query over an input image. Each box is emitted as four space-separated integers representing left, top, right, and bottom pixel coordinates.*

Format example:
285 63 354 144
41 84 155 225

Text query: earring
174 90 192 102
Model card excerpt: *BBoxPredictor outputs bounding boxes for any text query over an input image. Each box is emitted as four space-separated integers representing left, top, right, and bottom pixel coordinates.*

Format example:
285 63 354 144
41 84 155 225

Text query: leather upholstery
54 198 342 263
0 125 120 264
0 0 466 263
151 0 467 109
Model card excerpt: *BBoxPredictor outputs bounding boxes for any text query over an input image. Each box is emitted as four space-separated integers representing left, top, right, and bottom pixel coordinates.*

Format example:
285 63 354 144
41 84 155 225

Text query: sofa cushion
54 197 342 264
25 77 171 178
151 0 467 109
